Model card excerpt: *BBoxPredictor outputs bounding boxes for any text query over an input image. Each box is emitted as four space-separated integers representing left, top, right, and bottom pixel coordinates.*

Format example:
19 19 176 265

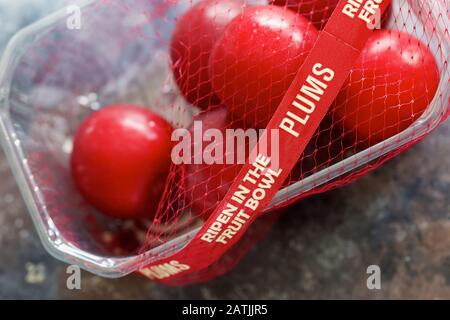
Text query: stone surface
0 0 449 300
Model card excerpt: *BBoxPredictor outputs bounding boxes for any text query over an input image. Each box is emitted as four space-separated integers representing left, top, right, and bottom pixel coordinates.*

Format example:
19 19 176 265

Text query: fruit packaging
0 0 448 284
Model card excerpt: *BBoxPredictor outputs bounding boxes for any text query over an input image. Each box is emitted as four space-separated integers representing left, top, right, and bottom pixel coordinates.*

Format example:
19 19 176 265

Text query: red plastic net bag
0 0 447 285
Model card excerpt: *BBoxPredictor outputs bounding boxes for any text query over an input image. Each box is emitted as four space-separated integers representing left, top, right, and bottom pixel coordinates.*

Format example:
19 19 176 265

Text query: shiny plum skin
170 0 245 109
71 105 173 219
333 30 440 148
210 5 319 128
270 0 339 29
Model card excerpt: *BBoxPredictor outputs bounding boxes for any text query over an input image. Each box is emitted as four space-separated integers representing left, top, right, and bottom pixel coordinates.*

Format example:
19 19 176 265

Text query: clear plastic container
0 0 448 278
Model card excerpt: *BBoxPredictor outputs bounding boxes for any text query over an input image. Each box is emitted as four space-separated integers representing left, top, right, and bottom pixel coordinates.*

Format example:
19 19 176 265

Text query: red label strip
139 0 391 283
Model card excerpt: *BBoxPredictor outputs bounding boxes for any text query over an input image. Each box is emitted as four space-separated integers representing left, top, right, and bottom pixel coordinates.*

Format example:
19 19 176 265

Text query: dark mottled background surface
0 0 449 299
